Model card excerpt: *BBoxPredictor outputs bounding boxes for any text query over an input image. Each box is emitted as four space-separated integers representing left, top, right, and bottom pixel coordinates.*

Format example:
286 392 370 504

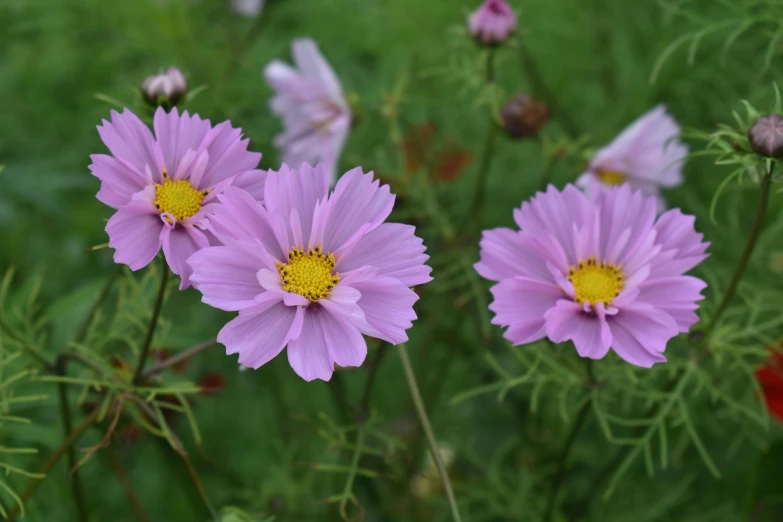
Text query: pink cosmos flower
577 105 688 210
264 39 351 186
475 184 709 368
468 0 517 46
90 107 265 289
188 163 432 381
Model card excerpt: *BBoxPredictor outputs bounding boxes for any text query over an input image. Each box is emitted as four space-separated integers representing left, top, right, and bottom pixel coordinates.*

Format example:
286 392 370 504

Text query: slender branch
5 407 101 522
106 445 151 522
132 265 169 385
397 344 462 522
55 357 88 522
141 339 218 379
181 454 217 520
543 396 591 522
708 164 774 330
0 316 55 373
73 265 123 344
469 50 499 227
518 38 580 138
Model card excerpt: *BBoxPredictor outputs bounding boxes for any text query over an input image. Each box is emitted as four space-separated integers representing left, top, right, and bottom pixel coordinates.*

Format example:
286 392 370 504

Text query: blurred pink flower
231 0 264 17
141 67 188 106
188 163 432 381
475 184 709 368
89 107 265 289
264 39 351 185
468 0 517 46
577 105 688 210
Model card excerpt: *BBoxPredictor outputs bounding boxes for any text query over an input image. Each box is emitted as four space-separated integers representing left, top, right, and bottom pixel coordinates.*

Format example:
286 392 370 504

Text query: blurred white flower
231 0 265 18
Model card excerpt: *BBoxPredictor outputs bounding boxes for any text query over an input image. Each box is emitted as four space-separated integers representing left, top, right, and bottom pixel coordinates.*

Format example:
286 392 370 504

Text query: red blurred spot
435 141 473 182
756 347 783 423
198 372 225 396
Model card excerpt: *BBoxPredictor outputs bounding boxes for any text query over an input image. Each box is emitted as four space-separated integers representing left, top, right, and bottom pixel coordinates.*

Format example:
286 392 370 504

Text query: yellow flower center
596 169 626 186
154 170 207 222
276 246 340 301
567 257 624 306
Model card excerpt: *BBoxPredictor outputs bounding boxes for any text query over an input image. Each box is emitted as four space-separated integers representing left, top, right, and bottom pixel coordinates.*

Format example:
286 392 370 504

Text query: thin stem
181 454 217 520
469 50 499 227
141 339 218 379
708 164 774 330
543 396 591 522
132 264 169 385
106 445 151 522
359 344 388 418
339 425 366 519
518 38 580 138
73 265 122 344
397 344 462 522
55 357 88 522
5 407 100 522
0 316 55 373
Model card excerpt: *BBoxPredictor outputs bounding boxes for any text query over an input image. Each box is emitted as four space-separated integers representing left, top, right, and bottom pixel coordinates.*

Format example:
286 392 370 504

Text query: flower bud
141 67 188 108
467 0 517 47
747 114 783 158
500 93 549 139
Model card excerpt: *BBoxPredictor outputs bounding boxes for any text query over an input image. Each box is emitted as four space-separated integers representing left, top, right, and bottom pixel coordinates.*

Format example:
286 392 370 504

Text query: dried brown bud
500 94 549 139
748 114 783 158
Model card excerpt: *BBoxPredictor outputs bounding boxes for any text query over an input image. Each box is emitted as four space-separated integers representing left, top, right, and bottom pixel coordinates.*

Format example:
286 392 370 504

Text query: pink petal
188 245 264 311
336 223 432 287
321 168 394 253
608 305 679 368
264 163 329 247
105 201 162 271
475 227 552 282
89 154 150 209
490 276 560 345
160 225 209 290
287 304 365 381
196 121 262 190
230 169 268 204
545 300 612 359
636 275 706 332
97 109 165 183
217 292 299 369
351 277 419 344
207 187 285 260
153 107 212 178
291 38 347 109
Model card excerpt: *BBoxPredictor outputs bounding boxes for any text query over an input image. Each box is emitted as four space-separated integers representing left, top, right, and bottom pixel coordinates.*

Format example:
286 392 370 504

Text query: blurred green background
3 0 783 520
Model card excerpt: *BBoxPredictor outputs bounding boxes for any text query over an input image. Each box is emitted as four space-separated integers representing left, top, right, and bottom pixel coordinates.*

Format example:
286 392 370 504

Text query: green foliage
2 0 783 521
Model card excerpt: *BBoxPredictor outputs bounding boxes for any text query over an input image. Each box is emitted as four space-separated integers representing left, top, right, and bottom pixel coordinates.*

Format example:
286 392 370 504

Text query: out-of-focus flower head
188 163 432 381
748 114 783 158
89 107 266 289
467 0 517 47
231 0 265 18
576 105 688 211
500 93 549 139
475 184 709 368
141 67 188 109
264 39 351 186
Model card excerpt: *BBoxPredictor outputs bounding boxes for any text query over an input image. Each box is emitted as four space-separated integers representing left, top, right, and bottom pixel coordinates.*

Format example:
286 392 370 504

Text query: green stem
106 445 151 522
5 407 100 522
140 338 218 379
339 425 366 519
708 164 774 331
518 39 580 138
543 397 591 522
469 50 499 228
132 264 169 385
55 357 88 522
73 265 122 344
398 344 462 522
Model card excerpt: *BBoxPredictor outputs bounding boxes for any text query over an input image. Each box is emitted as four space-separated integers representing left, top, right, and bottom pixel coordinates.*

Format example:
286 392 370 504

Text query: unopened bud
748 114 783 158
467 0 517 47
141 67 188 108
500 94 549 139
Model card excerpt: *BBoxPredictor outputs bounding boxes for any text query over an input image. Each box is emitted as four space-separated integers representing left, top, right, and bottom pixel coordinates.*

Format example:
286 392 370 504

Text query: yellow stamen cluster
276 246 340 301
567 257 624 306
596 169 626 186
154 170 208 222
